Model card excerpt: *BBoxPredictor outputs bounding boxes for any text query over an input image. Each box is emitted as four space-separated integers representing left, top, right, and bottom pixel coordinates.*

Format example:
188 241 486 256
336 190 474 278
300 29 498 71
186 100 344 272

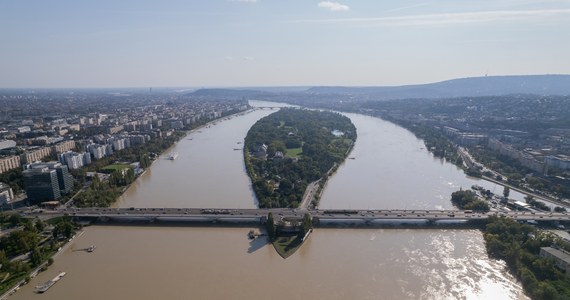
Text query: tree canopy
245 108 356 208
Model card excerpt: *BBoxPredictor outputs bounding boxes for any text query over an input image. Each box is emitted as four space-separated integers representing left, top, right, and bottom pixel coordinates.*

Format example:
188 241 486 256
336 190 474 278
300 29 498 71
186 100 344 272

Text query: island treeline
244 108 356 208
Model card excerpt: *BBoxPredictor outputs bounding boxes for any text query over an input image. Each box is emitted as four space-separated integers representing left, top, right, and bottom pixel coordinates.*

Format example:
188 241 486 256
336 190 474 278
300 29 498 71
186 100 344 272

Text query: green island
244 108 356 258
450 190 490 212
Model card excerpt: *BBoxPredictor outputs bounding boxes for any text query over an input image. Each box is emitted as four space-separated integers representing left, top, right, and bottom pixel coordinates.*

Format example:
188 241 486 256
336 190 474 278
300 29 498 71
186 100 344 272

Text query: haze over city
1 0 569 88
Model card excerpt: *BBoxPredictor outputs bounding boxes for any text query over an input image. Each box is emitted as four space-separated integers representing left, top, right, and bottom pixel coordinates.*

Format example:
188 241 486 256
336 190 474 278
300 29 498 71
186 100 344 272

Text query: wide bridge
31 207 570 225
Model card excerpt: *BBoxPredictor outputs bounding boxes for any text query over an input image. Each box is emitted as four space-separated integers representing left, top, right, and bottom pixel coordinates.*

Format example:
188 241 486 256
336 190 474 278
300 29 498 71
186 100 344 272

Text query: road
28 207 570 223
299 180 320 209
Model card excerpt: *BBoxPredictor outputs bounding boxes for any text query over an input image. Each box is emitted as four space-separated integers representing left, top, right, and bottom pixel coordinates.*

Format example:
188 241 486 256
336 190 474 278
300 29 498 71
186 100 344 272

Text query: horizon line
0 73 569 91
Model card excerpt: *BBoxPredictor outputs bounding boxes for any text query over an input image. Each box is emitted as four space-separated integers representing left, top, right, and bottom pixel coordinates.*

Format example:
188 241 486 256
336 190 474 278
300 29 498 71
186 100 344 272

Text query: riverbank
481 175 567 208
0 229 83 300
368 113 568 210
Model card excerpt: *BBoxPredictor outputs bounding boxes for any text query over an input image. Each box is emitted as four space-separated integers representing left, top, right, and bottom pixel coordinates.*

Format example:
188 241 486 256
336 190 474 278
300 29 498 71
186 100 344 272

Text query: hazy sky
1 0 569 88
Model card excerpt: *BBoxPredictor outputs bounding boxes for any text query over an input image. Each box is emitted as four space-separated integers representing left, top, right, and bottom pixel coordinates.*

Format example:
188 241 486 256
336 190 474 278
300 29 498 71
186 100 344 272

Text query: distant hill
189 88 274 98
306 75 570 99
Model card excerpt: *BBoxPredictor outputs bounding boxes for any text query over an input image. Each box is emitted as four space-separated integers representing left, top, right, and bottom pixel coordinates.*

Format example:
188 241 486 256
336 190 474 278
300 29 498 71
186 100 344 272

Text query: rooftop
541 247 570 264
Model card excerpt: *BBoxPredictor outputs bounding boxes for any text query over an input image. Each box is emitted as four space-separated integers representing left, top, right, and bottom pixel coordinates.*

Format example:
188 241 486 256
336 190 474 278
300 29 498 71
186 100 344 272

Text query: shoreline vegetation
449 185 570 298
380 115 565 206
0 215 78 298
482 217 570 299
73 108 253 208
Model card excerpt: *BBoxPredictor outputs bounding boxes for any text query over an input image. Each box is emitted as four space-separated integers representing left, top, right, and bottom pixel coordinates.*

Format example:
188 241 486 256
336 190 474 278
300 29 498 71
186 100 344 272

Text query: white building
545 155 570 171
0 182 14 205
88 144 107 160
59 151 84 170
0 139 16 150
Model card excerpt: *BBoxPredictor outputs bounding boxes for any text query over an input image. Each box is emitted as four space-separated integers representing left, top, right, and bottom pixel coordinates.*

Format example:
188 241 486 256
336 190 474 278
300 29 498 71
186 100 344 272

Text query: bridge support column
312 217 320 226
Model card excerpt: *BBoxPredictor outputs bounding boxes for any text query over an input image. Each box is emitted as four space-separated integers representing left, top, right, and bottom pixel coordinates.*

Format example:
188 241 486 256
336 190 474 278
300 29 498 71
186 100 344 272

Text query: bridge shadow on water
247 235 269 254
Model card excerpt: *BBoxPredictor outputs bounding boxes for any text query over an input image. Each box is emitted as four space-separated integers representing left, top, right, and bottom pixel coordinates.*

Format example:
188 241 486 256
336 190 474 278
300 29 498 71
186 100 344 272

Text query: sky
1 0 569 88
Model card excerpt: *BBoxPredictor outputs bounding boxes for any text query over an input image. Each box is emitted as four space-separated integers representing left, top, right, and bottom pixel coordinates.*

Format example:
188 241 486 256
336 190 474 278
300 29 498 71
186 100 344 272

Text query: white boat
35 272 66 293
169 152 179 160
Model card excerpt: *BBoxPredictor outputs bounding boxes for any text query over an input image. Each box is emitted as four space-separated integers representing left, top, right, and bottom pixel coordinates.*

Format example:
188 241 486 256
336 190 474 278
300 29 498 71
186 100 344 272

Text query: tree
265 213 275 240
451 190 490 212
503 186 510 199
299 213 312 238
124 168 135 185
30 247 43 267
456 156 463 166
53 219 74 239
91 173 100 189
140 154 151 168
35 219 45 232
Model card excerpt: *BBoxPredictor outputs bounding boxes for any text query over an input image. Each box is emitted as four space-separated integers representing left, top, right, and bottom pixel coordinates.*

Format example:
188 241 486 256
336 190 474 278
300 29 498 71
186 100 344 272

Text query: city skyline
1 0 570 88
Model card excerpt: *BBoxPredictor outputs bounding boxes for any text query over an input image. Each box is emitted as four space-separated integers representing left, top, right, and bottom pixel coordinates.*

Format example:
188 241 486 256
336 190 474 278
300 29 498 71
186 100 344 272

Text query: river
10 100 527 300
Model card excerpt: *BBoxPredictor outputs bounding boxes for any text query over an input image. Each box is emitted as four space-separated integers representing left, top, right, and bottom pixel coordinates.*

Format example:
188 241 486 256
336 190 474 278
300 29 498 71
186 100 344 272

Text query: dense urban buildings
0 90 249 204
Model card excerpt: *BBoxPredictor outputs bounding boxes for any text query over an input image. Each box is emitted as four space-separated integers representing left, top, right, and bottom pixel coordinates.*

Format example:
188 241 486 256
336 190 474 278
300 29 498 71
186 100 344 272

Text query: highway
27 207 570 223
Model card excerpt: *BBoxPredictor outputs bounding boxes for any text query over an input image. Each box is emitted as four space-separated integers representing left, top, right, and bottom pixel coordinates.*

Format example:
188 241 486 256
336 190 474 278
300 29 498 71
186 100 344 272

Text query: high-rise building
23 162 74 203
23 167 61 203
60 151 84 169
46 162 73 194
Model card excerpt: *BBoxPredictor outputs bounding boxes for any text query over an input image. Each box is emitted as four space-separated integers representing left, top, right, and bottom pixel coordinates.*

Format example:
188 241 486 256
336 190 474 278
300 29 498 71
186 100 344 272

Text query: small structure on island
253 144 268 159
265 212 313 259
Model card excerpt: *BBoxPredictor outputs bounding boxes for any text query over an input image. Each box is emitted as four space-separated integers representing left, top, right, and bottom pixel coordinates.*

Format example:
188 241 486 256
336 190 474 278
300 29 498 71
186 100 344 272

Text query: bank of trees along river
0 214 77 296
244 108 356 208
484 217 570 299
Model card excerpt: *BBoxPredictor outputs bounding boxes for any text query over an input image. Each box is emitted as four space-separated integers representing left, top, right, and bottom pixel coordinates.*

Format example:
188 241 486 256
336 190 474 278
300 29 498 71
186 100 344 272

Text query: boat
169 152 179 160
87 245 96 252
35 272 66 293
233 148 242 151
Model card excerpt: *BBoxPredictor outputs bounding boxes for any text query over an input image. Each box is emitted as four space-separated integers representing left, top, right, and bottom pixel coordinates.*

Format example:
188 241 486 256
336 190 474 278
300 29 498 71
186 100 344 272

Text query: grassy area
285 147 303 158
272 234 304 259
0 272 27 296
101 164 130 172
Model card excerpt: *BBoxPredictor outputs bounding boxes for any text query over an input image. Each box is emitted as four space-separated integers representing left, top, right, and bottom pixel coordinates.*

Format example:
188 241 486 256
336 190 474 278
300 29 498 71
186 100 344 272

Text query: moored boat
169 152 179 160
35 272 66 293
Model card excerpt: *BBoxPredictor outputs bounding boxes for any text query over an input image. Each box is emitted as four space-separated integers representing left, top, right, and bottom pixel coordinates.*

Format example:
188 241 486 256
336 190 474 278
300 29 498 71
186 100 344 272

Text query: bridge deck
29 207 570 223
